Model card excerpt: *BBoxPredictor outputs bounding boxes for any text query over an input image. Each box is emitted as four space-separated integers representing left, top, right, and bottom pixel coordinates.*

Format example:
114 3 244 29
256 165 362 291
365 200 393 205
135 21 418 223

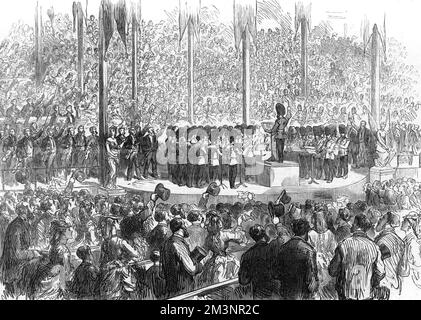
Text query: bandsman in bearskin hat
302 125 318 184
337 124 350 179
314 126 326 180
324 125 338 183
263 102 292 163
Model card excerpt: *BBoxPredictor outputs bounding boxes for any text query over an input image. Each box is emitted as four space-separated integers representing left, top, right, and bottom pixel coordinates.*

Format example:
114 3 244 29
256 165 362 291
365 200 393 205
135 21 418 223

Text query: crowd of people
0 9 420 130
0 178 421 300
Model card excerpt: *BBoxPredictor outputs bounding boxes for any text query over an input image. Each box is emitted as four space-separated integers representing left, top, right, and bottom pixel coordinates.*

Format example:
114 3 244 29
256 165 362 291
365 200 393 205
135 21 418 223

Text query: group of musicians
268 102 351 184
165 124 259 189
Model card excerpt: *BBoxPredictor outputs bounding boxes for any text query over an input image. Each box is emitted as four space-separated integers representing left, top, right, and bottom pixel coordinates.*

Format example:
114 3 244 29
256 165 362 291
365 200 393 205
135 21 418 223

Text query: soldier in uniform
337 124 350 179
324 127 338 184
314 126 326 180
264 103 292 163
186 127 196 188
302 126 318 184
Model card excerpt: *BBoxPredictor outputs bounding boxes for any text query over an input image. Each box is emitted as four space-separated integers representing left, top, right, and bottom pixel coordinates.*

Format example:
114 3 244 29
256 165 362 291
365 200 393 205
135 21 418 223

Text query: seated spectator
68 245 99 299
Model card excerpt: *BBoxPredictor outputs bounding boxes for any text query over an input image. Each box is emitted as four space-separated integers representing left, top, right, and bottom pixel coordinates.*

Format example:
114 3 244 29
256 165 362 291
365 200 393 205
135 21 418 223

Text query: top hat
299 126 307 137
268 201 286 219
275 190 291 205
155 183 171 201
324 126 330 136
339 124 346 134
276 103 286 116
206 182 221 197
306 126 313 134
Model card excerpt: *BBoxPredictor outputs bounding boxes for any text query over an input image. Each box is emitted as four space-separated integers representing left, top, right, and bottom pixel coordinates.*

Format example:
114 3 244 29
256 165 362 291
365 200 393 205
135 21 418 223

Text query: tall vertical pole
98 4 108 187
77 4 84 95
132 12 138 102
35 2 42 88
242 26 250 126
187 19 194 124
371 24 380 129
300 17 308 98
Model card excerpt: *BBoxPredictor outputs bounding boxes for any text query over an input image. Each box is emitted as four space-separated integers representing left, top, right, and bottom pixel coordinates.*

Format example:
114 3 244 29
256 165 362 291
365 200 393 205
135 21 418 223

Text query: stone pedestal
256 161 300 187
369 166 395 183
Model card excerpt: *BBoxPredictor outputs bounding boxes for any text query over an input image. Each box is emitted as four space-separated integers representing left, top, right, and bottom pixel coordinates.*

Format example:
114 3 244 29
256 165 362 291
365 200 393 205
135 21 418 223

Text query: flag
233 0 257 52
295 2 311 34
179 0 201 43
131 0 142 25
114 0 128 50
73 2 84 33
102 0 115 55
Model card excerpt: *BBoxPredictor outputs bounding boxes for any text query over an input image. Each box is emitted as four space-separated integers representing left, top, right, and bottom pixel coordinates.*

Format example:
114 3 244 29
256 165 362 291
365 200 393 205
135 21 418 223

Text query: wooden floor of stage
119 166 369 203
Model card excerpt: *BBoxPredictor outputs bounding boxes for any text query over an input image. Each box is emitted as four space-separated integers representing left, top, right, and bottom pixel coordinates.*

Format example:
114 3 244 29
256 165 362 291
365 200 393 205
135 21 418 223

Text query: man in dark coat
161 218 211 298
146 210 169 253
123 127 139 181
271 219 319 300
239 225 278 299
0 204 41 297
141 127 159 179
68 245 99 299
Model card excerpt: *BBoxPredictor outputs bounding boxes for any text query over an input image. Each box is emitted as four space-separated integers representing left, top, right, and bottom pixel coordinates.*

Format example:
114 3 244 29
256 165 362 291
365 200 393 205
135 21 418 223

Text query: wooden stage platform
119 166 369 205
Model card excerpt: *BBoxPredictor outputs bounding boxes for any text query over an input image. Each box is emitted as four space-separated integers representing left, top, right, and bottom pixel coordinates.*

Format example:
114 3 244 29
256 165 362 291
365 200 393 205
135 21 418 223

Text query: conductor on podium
265 103 292 163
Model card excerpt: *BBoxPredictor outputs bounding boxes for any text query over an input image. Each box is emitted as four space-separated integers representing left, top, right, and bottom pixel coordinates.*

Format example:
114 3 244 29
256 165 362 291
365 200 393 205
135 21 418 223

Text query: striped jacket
329 231 385 300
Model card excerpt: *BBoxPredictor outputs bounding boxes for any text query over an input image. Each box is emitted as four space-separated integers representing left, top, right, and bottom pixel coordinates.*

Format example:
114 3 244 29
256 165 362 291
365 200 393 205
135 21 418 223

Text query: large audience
0 177 420 300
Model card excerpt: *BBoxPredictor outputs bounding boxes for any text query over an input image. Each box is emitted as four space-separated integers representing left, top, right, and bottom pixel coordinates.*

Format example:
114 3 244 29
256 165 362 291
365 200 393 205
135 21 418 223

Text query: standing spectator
271 219 319 300
328 214 386 300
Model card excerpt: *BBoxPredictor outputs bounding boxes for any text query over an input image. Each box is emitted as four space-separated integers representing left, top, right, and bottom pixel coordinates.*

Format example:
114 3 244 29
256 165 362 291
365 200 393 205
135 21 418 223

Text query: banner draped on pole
102 0 115 56
233 0 257 52
295 2 311 34
72 2 84 33
179 0 201 43
114 0 128 51
131 0 142 25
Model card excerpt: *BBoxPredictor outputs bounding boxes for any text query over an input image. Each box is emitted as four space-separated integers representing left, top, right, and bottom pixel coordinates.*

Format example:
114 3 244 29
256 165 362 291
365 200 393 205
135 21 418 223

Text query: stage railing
169 278 240 300
0 165 100 191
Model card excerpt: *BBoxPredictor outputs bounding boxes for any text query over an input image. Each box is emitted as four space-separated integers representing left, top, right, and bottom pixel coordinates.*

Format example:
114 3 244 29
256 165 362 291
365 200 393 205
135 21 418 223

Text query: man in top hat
336 124 350 179
265 103 292 163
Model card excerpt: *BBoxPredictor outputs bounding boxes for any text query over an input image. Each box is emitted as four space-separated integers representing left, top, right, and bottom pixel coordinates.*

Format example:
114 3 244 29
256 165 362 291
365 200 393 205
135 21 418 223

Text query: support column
242 26 250 126
187 19 194 124
371 24 381 129
35 2 42 88
300 17 308 98
77 5 84 95
131 13 138 102
98 6 108 187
